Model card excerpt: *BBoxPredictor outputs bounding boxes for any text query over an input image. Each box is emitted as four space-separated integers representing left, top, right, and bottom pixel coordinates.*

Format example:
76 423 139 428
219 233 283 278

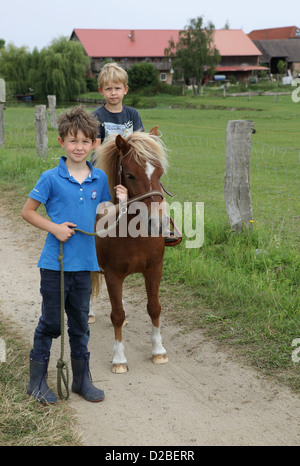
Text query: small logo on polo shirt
91 190 97 200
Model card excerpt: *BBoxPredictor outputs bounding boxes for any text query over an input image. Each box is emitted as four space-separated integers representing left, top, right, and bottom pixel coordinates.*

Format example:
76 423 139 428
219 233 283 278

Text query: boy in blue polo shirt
21 105 127 404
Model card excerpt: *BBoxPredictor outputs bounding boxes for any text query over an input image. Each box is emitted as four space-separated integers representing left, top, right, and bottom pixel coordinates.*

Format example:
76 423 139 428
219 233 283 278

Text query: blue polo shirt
29 156 111 272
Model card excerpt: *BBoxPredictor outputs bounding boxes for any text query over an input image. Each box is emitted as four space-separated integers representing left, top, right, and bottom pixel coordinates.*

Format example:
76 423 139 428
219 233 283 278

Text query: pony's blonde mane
94 131 168 203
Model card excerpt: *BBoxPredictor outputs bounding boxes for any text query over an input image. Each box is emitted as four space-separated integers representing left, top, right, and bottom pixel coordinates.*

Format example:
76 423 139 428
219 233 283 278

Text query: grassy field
136 93 300 391
0 93 299 442
86 85 300 147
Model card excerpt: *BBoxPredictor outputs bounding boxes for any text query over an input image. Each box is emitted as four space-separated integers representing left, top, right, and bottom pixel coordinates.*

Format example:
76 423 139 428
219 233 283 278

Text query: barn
248 26 300 76
70 28 267 84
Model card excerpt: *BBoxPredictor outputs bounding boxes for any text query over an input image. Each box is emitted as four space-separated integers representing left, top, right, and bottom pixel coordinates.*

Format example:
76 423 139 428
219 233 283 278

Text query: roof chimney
128 30 135 42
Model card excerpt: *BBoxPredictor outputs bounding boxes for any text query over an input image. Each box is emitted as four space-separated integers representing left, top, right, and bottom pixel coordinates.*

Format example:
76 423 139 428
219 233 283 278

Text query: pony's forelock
126 131 168 172
94 131 168 202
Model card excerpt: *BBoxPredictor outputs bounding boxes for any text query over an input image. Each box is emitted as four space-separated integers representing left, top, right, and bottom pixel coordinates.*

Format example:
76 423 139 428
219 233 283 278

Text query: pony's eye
126 173 136 181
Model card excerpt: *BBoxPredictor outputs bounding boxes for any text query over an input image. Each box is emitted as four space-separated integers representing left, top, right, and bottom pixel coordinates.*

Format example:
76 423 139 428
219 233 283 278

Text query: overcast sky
1 0 299 51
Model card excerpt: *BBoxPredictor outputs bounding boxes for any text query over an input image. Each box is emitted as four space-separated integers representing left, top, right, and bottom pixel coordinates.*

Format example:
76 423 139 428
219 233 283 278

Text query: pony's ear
116 135 130 156
149 126 159 136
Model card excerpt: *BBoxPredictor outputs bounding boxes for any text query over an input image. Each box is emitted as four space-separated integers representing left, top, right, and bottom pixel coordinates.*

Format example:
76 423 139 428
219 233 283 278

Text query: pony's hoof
112 363 128 374
152 354 168 364
88 315 96 324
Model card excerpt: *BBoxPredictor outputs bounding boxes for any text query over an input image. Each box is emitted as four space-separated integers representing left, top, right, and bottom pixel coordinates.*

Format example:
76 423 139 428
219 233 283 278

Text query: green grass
137 93 300 390
85 85 300 147
0 97 299 399
138 93 300 148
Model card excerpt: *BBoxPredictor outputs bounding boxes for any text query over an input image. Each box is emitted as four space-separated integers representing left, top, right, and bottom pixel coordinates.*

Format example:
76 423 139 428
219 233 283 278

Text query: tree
32 37 90 101
277 59 286 77
127 62 159 91
165 16 220 95
0 37 90 101
0 44 33 95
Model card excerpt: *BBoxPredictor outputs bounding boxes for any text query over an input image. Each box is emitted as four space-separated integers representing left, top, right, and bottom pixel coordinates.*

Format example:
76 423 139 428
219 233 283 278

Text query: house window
160 73 167 81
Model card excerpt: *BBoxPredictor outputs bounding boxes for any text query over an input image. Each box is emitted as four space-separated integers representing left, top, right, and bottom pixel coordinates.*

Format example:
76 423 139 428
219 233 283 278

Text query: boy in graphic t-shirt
91 63 179 256
92 62 144 153
89 63 145 323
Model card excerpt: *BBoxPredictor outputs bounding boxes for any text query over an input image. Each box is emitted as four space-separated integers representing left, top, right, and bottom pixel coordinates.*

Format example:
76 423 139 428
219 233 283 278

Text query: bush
157 81 181 95
86 77 98 92
128 62 159 91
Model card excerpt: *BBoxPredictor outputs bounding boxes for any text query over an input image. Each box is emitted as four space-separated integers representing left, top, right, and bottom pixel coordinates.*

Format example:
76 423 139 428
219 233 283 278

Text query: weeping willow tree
31 37 90 101
165 16 220 95
0 43 33 96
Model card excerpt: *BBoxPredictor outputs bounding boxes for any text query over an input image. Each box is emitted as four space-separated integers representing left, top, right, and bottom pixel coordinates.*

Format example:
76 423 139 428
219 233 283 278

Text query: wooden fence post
0 78 6 147
0 104 4 148
35 105 48 159
47 95 57 128
224 120 254 231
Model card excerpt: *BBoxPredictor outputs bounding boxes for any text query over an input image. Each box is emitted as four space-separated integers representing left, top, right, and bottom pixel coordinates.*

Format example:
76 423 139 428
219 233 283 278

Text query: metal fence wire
161 132 300 242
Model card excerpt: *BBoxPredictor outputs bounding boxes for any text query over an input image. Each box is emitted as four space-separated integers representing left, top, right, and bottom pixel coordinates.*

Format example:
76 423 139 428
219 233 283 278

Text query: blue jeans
32 269 91 360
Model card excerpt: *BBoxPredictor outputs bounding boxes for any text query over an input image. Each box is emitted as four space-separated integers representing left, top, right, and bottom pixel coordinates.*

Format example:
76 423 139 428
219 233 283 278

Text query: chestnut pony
92 127 169 373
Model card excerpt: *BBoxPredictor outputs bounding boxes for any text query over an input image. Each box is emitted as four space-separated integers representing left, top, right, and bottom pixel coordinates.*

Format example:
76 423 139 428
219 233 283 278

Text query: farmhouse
70 28 266 84
212 29 267 82
248 26 300 76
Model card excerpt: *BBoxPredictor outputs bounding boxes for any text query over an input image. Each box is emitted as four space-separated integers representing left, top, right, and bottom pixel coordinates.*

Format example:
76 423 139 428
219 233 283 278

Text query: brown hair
57 105 99 141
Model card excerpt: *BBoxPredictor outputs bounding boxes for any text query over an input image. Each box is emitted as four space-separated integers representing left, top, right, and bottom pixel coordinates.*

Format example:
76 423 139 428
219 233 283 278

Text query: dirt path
0 203 299 446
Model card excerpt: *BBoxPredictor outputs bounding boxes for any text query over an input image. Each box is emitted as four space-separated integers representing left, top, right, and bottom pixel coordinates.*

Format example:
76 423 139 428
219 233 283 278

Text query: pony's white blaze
151 325 167 356
112 340 127 365
145 161 155 182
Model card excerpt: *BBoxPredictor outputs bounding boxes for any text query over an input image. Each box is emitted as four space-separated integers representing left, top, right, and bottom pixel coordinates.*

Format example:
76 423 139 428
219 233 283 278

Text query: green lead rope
57 241 70 400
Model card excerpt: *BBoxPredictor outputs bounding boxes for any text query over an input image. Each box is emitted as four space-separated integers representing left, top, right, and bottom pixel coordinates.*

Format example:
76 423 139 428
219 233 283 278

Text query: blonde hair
97 62 128 89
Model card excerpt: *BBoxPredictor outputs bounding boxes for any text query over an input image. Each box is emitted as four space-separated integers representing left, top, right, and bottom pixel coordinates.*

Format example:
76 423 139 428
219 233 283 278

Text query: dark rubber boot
71 352 104 402
27 351 57 404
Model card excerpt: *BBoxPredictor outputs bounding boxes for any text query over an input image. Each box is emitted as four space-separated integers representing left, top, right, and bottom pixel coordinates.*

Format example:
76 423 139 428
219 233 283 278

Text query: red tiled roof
248 26 300 40
213 30 261 56
72 29 180 58
71 28 261 58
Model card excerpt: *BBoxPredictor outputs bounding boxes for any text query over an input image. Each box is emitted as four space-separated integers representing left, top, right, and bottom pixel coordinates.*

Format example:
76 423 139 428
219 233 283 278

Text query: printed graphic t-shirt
93 105 144 142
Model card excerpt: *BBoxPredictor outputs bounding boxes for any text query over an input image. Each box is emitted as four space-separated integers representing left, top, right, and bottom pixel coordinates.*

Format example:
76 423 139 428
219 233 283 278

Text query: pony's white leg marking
151 325 166 356
112 340 127 365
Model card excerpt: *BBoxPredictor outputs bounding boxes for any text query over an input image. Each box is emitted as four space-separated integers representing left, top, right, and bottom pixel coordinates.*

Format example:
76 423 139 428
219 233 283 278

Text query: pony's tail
91 271 103 299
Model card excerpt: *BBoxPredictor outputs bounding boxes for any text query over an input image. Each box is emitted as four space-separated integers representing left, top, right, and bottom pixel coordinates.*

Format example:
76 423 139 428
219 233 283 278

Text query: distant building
212 29 267 82
70 29 177 84
248 26 300 40
248 26 300 76
70 28 267 84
